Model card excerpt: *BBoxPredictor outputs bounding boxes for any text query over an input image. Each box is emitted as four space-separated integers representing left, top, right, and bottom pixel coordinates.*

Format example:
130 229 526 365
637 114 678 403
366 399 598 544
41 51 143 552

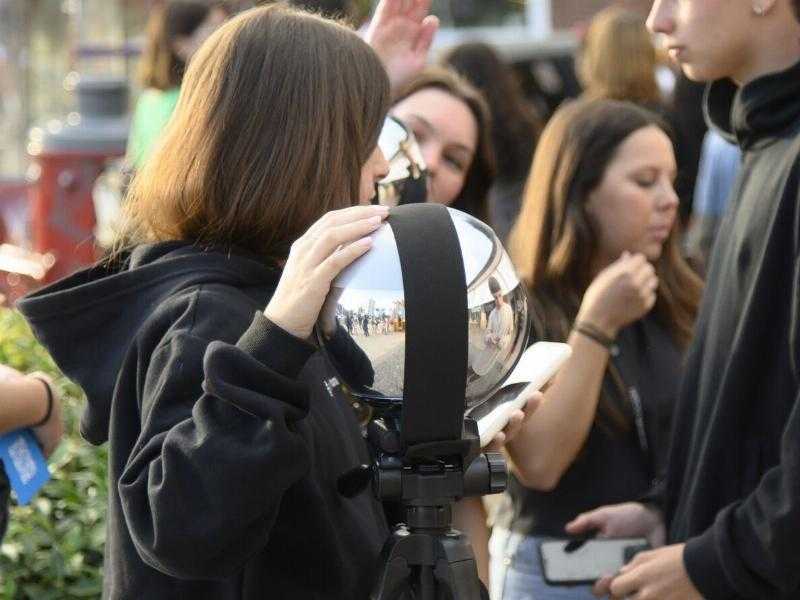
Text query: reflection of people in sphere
472 277 513 377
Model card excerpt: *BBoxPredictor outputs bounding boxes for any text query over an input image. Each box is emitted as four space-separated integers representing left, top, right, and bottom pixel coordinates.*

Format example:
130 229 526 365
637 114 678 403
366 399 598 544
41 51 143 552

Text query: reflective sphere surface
317 208 528 412
375 116 427 206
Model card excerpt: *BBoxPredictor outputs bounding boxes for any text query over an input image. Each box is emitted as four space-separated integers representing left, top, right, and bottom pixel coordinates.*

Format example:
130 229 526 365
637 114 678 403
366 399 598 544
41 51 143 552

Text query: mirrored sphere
376 116 427 207
317 208 529 413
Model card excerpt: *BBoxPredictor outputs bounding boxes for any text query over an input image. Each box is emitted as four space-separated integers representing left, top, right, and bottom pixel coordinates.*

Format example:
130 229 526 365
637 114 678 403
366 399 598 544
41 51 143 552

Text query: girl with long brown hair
18 4 403 599
489 98 702 600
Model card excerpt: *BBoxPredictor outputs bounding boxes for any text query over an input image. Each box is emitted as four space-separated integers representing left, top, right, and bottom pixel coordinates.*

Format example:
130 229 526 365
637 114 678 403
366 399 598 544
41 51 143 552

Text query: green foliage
0 310 106 599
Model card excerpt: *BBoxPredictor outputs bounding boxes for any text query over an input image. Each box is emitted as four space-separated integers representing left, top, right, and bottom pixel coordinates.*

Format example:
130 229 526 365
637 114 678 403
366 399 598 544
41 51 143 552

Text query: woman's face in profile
391 87 477 206
586 125 679 263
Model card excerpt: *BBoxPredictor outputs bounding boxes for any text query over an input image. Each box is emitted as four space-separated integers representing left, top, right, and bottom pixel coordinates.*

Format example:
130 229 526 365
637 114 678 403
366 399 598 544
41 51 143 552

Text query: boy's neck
733 30 800 85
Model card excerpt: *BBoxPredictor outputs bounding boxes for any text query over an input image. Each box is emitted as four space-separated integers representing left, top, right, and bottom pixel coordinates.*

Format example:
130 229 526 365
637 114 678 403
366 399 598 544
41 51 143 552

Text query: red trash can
28 76 128 282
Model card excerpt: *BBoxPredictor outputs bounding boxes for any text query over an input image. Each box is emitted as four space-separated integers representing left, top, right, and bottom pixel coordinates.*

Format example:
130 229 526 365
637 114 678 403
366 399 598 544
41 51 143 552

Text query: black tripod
339 419 507 600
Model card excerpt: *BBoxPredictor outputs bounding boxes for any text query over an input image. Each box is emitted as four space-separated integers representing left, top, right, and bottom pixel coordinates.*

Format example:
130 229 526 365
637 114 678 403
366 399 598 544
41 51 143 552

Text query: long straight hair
121 4 390 262
509 98 702 429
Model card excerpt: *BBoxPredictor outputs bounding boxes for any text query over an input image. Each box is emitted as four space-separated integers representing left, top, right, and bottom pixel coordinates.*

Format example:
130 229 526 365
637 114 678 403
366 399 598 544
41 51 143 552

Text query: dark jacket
665 60 800 599
18 242 389 599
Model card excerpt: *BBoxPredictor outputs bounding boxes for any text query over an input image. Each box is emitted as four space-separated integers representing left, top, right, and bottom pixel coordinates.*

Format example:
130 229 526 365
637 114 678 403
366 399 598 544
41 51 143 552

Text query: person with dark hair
126 1 230 170
495 98 701 600
569 1 800 598
441 42 543 243
19 5 397 598
391 66 497 222
19 3 533 597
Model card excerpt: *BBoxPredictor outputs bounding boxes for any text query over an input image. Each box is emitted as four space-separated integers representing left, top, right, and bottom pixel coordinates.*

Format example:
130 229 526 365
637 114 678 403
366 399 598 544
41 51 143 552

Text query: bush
0 309 107 599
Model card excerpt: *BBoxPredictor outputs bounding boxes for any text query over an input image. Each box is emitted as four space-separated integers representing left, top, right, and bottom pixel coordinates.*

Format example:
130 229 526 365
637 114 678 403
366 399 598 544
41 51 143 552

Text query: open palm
366 0 439 89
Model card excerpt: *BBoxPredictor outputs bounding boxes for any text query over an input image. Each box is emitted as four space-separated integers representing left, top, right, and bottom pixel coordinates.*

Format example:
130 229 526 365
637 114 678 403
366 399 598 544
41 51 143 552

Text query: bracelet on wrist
573 321 616 349
30 376 54 427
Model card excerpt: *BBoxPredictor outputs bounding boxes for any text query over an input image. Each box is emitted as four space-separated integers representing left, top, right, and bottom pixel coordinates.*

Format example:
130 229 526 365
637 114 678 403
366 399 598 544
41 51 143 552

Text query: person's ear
752 0 777 16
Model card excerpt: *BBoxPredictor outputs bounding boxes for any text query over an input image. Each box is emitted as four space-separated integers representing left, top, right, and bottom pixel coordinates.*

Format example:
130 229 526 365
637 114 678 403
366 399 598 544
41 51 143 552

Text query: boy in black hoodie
566 1 800 599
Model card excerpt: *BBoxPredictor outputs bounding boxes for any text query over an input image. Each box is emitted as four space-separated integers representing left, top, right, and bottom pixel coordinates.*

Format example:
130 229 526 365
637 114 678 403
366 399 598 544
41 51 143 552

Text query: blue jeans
489 528 596 600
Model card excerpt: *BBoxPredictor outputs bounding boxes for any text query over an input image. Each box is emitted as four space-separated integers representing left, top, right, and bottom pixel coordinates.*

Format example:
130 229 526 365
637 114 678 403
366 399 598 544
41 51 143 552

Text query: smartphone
467 342 571 447
539 538 650 585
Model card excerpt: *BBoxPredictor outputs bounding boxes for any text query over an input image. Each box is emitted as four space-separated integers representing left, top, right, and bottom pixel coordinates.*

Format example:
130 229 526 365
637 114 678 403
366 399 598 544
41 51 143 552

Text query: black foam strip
388 204 468 447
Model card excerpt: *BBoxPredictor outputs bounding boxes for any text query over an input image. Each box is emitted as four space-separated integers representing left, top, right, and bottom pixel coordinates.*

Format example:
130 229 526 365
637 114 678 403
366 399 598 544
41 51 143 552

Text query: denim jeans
489 528 596 600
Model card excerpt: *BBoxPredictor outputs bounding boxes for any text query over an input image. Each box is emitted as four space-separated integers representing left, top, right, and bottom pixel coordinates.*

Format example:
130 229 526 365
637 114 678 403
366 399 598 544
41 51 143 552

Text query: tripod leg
432 555 483 600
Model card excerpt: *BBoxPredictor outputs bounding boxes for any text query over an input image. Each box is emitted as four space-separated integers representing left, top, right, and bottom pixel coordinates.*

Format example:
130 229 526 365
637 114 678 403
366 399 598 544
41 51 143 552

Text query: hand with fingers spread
365 0 439 89
576 252 659 339
265 205 389 340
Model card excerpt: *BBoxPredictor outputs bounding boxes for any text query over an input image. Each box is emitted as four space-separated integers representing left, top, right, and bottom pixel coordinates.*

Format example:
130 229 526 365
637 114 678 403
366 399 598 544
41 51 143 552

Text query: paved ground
348 331 405 394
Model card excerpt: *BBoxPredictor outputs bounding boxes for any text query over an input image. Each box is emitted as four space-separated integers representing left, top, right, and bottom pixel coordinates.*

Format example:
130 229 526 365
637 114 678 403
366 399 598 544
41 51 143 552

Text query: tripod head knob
463 451 508 496
483 452 507 494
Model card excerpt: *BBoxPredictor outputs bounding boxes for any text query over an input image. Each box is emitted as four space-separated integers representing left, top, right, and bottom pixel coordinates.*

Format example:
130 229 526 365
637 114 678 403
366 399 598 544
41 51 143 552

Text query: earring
753 4 764 14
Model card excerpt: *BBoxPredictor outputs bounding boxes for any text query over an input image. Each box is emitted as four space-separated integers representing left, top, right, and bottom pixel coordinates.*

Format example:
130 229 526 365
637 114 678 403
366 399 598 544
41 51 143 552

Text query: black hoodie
18 242 389 599
664 61 800 598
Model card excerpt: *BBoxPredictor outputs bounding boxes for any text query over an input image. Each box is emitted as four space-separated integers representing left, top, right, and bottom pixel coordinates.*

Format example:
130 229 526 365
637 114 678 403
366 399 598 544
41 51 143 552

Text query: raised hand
365 0 439 89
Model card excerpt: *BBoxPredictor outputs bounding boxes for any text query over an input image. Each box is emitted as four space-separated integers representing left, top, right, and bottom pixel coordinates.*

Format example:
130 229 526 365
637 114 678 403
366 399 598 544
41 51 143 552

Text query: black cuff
684 525 736 599
236 312 316 379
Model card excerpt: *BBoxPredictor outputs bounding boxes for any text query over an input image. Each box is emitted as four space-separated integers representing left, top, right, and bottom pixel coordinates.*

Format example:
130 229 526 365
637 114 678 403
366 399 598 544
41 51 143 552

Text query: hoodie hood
17 242 280 444
705 59 800 151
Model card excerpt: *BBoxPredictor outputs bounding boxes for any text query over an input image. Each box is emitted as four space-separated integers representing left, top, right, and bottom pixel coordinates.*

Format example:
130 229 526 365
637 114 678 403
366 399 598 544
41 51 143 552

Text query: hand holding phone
467 342 571 447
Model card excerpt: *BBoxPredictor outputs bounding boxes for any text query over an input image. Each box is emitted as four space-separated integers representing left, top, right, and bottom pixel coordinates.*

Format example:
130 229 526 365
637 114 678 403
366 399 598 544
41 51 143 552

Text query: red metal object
27 76 129 283
29 151 114 282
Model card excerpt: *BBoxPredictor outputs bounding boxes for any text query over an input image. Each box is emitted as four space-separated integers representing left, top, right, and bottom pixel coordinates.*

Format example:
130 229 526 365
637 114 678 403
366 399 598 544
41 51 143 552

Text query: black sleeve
683 392 800 598
118 312 317 580
683 247 800 598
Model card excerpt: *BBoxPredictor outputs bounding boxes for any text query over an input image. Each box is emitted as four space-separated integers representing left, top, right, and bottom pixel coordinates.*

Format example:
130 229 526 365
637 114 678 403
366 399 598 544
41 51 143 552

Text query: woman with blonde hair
490 98 702 599
578 6 662 107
